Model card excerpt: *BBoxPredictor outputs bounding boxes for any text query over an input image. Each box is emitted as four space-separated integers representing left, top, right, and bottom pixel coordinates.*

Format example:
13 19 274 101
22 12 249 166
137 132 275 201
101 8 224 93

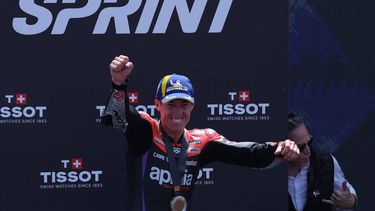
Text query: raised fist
109 55 134 85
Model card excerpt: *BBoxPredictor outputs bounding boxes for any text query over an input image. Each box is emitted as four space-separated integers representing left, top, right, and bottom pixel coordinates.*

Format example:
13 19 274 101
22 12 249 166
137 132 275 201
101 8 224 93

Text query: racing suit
101 83 280 211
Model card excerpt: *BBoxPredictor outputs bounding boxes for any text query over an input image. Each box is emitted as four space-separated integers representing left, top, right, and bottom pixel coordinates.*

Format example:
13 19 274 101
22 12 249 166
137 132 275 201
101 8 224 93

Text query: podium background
1 0 374 210
1 0 287 210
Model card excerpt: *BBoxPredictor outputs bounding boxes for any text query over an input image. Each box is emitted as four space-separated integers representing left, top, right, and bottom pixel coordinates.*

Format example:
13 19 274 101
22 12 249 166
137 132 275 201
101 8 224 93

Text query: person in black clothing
287 113 358 211
102 54 300 211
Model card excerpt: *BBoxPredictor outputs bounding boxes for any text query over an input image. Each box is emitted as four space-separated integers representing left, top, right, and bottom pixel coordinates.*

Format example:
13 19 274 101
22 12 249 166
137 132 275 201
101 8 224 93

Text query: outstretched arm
199 130 299 168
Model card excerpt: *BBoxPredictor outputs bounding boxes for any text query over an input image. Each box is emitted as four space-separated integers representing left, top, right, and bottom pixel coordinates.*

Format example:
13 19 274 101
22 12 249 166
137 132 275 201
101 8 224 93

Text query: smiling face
288 124 312 167
155 99 194 140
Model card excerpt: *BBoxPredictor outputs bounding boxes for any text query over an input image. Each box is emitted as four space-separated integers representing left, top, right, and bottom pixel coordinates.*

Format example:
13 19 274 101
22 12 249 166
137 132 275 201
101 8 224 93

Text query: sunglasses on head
297 136 313 151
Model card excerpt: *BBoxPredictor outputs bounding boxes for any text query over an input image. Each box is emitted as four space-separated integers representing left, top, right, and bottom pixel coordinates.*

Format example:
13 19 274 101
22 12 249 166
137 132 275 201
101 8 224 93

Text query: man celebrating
102 55 300 211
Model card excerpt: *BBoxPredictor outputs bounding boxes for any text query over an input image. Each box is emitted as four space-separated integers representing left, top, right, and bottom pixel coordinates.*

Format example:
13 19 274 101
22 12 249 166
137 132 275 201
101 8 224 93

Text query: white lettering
12 107 22 118
0 107 11 118
135 105 156 116
13 0 232 35
149 166 194 186
56 172 67 183
197 168 213 179
79 171 91 182
207 103 270 115
35 107 47 117
94 0 141 34
96 105 105 116
61 160 70 168
91 171 103 182
153 0 208 33
13 0 53 35
245 104 257 114
40 172 51 183
67 172 79 182
228 92 236 101
209 0 233 33
0 106 47 118
23 106 36 118
135 0 159 33
52 0 102 34
207 104 218 115
40 170 103 183
234 104 245 115
5 95 13 104
258 103 269 114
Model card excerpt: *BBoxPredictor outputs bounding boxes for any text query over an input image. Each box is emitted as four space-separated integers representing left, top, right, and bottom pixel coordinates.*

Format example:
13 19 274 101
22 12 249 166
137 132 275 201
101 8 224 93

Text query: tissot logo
40 158 103 190
0 93 48 124
206 90 270 121
96 91 156 123
13 0 233 35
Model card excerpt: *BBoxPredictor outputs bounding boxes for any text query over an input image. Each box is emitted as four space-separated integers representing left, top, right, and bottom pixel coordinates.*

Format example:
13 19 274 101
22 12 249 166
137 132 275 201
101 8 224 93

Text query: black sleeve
101 81 153 157
125 103 153 157
199 139 277 168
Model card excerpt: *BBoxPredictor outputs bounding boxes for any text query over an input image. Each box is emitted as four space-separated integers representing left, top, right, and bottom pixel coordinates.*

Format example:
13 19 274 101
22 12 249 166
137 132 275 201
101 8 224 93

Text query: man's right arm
101 55 153 157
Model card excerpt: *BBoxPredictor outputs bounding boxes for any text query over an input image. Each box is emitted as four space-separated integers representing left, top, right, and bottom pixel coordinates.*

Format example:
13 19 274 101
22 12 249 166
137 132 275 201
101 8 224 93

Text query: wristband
112 79 129 91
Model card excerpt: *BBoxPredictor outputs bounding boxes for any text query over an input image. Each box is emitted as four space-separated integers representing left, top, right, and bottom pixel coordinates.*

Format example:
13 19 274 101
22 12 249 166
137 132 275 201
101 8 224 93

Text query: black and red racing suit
101 83 280 211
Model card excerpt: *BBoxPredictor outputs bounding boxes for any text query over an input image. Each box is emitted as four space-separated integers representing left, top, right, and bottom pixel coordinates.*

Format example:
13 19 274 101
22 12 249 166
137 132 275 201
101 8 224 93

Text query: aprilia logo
149 166 213 186
13 0 233 35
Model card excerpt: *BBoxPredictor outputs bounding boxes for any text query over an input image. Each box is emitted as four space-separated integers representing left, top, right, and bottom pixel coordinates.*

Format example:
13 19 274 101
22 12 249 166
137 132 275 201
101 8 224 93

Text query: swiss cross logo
15 94 27 105
71 158 83 170
128 92 139 104
238 91 250 102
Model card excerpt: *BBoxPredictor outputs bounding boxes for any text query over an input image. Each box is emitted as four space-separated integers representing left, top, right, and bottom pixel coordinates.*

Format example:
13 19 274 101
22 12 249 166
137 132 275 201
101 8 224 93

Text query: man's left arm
199 129 299 168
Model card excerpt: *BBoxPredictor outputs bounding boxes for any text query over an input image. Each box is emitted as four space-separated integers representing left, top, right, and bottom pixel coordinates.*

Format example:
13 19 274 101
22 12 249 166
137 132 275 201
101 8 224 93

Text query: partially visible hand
274 139 300 161
110 55 134 85
322 181 356 209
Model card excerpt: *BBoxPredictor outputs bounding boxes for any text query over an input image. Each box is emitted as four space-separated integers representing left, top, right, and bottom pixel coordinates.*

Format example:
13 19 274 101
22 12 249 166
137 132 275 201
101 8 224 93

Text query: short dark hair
288 113 304 131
